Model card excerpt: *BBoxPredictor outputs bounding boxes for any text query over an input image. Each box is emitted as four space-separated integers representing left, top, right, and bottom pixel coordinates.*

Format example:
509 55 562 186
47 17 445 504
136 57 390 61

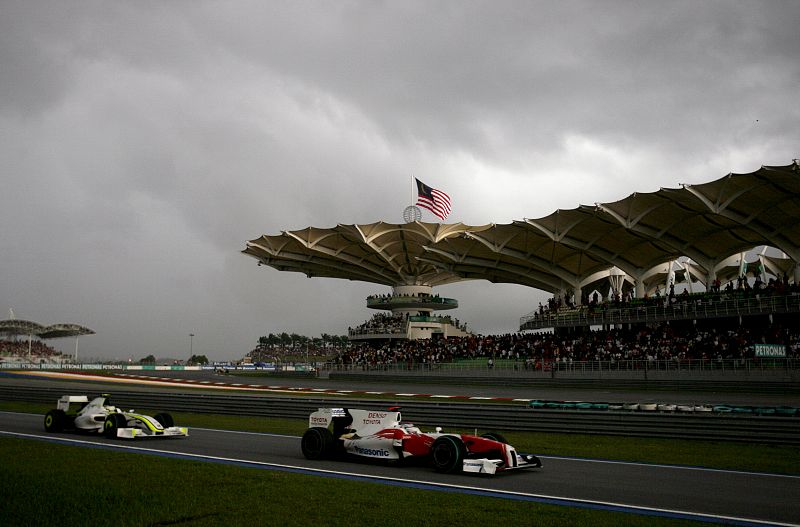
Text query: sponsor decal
754 344 786 358
310 417 328 425
353 445 391 457
362 412 388 425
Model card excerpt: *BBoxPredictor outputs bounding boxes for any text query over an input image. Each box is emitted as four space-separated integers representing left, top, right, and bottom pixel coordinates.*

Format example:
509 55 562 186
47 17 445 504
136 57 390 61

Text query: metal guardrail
325 373 800 393
3 385 798 445
322 358 800 382
520 292 800 330
366 295 458 309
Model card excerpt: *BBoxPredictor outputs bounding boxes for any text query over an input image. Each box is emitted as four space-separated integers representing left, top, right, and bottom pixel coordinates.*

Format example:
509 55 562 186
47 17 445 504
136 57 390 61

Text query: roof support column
574 286 583 306
393 285 432 297
634 279 644 299
557 286 569 307
706 270 717 292
608 270 625 301
391 285 434 317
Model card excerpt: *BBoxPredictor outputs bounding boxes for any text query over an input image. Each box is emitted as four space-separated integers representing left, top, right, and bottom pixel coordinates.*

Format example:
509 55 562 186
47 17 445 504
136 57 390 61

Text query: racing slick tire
104 413 127 439
480 432 508 444
525 454 543 468
431 435 466 473
44 410 66 433
301 427 335 460
393 445 406 467
154 413 174 428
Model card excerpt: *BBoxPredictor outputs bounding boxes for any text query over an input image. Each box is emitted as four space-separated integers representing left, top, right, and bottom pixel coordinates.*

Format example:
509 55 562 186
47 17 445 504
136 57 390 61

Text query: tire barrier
529 399 799 416
3 385 799 445
327 373 800 394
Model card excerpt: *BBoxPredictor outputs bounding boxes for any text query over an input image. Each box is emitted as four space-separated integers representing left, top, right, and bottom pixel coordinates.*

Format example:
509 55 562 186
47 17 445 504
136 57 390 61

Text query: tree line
138 354 209 365
256 332 348 348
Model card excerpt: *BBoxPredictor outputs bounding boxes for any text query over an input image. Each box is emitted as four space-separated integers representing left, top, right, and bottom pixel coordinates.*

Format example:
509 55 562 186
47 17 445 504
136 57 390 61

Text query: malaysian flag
415 178 451 221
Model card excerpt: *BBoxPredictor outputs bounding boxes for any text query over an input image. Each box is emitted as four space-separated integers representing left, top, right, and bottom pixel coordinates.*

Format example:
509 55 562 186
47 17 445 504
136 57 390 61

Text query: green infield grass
0 436 706 527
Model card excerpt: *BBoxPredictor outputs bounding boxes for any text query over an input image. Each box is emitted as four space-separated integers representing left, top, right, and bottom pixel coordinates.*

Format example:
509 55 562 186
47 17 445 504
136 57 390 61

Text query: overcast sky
2 1 798 362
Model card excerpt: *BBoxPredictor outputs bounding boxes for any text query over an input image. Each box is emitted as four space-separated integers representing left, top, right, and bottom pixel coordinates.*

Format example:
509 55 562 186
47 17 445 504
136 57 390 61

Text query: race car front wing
115 426 189 439
462 451 542 475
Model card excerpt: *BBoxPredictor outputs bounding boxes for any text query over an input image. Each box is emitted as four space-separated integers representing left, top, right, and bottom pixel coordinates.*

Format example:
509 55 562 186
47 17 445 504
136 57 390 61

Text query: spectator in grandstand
331 321 798 371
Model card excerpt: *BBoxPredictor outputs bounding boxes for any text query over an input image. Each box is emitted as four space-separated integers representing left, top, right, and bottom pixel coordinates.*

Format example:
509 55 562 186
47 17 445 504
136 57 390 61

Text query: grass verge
0 436 704 527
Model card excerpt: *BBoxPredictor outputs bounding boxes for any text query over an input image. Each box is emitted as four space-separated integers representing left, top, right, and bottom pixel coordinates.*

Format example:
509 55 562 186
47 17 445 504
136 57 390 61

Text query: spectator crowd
530 273 800 322
0 339 64 361
332 323 800 369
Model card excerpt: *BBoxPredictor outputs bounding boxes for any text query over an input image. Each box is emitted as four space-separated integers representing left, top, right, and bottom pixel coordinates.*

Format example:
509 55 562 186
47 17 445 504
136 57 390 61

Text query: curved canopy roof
244 222 493 287
0 319 46 336
244 162 800 295
0 320 94 339
38 324 96 340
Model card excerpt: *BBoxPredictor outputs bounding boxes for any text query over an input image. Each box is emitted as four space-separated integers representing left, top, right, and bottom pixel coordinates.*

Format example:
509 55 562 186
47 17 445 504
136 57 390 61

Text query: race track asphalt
6 369 800 406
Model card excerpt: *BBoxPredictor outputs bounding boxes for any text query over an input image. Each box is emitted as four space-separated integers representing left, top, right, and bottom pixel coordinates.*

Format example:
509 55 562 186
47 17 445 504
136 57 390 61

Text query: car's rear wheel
431 436 465 473
394 444 406 466
301 427 334 460
104 413 126 439
44 410 65 433
154 413 174 428
480 432 508 444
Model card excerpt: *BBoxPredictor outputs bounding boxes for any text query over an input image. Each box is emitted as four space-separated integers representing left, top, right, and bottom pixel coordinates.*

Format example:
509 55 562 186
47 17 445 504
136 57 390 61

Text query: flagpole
410 175 414 205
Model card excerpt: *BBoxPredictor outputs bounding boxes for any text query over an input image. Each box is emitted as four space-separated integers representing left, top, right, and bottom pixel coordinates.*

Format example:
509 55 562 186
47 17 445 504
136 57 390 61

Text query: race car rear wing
56 395 89 412
308 408 403 436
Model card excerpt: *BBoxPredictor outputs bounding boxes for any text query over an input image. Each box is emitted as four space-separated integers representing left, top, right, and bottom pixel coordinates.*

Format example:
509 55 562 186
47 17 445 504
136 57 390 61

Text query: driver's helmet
400 422 421 434
100 395 117 412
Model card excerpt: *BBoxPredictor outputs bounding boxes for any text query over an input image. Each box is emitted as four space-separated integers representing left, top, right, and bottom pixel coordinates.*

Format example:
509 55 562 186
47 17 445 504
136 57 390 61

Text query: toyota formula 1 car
300 407 541 475
43 394 188 439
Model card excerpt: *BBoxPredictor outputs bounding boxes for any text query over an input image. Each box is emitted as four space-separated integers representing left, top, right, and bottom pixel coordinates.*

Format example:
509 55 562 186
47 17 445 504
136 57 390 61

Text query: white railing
521 293 800 330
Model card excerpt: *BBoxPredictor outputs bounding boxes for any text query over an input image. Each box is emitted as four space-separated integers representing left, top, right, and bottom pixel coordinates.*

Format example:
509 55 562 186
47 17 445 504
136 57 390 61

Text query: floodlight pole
189 333 194 361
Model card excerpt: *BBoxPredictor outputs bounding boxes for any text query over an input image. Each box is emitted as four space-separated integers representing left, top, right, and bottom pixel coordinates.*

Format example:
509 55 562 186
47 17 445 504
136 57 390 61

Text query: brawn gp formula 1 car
300 407 541 475
43 394 188 439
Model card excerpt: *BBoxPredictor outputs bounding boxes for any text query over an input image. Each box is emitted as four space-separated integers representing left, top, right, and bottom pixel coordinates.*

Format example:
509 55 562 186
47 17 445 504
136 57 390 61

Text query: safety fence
321 358 800 377
521 292 800 330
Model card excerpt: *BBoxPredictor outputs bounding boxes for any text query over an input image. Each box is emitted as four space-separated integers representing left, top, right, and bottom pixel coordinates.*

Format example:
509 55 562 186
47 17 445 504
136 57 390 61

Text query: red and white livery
301 407 541 475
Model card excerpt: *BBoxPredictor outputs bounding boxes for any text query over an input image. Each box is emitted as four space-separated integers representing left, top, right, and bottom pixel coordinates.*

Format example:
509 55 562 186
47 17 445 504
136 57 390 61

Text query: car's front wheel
431 436 465 473
301 427 334 460
44 409 65 433
154 413 174 428
104 413 127 439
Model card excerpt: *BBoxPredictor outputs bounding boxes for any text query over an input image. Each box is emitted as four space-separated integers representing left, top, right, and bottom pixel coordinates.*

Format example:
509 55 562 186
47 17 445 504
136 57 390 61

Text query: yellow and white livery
44 394 188 439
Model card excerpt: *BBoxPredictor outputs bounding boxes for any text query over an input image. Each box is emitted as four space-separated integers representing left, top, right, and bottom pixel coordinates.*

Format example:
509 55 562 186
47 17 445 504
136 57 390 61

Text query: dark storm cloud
1 1 798 360
193 2 798 157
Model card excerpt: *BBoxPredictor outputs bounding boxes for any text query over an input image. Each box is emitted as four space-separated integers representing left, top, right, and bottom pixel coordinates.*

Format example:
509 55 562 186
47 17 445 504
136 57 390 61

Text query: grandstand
330 324 799 374
0 315 94 365
243 161 800 360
